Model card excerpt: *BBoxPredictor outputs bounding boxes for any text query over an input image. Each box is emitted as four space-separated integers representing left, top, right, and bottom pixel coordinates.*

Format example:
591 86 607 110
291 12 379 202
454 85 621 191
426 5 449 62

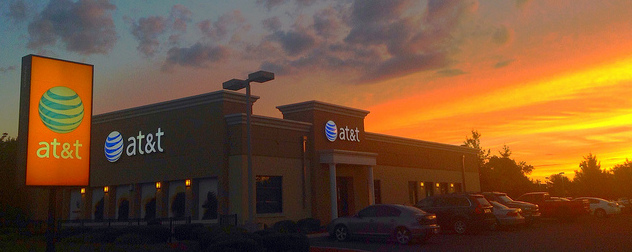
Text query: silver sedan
327 204 440 245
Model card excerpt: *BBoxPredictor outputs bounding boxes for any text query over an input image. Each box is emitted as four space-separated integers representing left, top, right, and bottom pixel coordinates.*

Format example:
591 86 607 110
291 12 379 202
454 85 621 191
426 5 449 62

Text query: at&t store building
55 90 479 226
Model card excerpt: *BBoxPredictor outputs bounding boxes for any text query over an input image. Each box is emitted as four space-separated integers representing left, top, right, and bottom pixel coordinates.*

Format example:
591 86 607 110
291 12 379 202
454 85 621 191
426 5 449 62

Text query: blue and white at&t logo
325 120 360 142
104 128 165 163
104 131 123 162
325 120 338 142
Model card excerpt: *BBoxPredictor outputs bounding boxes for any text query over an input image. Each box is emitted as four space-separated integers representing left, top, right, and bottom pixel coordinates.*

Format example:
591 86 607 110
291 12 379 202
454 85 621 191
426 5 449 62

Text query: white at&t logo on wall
104 128 165 162
325 120 360 142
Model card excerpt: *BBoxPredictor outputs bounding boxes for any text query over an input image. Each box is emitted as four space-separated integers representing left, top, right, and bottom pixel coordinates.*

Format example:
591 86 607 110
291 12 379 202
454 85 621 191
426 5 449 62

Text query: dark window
417 197 433 208
358 206 378 218
256 176 282 214
374 180 382 204
408 181 419 205
454 183 462 193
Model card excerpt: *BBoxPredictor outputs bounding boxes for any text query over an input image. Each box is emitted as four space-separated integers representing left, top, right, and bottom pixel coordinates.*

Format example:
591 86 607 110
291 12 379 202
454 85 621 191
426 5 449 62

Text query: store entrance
336 177 354 217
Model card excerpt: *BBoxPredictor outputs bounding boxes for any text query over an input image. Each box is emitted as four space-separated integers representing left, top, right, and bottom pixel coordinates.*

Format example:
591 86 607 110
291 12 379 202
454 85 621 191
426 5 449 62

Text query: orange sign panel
21 55 93 186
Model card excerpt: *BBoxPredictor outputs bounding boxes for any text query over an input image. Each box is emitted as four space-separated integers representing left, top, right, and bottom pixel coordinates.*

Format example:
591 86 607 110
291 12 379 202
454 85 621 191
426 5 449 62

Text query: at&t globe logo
324 120 361 142
104 131 123 162
38 86 84 133
325 120 338 142
104 128 165 163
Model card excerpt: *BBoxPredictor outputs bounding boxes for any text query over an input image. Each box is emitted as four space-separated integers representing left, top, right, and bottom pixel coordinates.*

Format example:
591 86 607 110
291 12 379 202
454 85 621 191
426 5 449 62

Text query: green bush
114 233 163 245
273 220 298 233
260 233 309 252
58 226 93 239
296 218 321 234
205 236 261 252
173 223 205 241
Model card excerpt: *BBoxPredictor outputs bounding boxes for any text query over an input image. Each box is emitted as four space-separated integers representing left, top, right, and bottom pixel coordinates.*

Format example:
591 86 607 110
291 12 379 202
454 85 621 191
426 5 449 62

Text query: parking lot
310 214 632 251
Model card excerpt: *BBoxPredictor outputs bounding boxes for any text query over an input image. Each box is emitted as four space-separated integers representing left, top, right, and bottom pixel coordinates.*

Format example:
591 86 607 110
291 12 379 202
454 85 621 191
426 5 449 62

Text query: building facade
43 90 479 226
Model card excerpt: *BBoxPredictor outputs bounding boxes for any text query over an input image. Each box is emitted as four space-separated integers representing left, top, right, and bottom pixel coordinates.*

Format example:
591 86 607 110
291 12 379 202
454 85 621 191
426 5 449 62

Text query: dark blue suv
415 193 496 234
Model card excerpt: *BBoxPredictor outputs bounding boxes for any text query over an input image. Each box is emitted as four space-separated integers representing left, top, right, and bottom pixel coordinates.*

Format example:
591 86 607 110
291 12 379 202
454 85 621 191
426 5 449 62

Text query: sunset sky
1 0 631 182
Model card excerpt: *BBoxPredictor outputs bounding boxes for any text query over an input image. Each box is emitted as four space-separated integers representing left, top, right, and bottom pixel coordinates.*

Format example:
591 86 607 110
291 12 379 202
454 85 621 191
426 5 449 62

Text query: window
374 180 382 204
256 176 282 214
408 181 419 205
376 205 401 217
358 206 378 218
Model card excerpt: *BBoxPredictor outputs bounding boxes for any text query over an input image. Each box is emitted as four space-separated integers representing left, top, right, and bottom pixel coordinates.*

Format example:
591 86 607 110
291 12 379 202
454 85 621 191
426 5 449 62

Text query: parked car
572 197 621 218
328 204 440 245
415 193 495 234
616 198 631 214
481 192 540 225
517 192 590 221
489 201 525 229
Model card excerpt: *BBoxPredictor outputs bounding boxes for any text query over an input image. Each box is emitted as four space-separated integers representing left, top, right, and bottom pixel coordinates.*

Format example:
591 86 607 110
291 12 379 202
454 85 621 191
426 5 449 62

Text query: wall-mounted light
155 181 162 190
80 188 86 194
104 186 109 193
419 182 424 187
185 179 191 187
450 183 454 188
436 183 440 188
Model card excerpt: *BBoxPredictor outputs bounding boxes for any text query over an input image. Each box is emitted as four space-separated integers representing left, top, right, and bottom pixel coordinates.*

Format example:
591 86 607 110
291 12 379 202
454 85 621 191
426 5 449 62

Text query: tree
611 159 632 198
463 131 537 197
573 153 612 198
462 130 490 168
547 173 571 197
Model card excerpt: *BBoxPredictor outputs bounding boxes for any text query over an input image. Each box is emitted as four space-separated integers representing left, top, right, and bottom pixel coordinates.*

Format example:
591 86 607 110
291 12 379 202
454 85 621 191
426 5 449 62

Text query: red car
517 192 589 221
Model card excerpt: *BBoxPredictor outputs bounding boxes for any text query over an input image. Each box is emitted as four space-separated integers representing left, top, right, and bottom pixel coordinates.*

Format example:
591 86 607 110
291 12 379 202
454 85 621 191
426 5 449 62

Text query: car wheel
334 225 350 242
453 219 468 234
595 209 607 218
395 227 412 245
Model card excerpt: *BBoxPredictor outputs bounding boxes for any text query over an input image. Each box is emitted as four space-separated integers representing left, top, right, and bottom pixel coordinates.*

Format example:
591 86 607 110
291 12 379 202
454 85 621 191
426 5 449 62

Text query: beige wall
228 155 312 227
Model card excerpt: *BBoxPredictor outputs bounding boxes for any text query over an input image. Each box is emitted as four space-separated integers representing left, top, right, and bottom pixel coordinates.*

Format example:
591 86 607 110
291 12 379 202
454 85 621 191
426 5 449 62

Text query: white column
367 166 375 205
329 163 338 220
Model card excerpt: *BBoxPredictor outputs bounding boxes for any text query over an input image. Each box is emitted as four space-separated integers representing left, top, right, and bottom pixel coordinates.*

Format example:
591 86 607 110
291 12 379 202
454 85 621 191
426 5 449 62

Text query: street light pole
223 71 274 229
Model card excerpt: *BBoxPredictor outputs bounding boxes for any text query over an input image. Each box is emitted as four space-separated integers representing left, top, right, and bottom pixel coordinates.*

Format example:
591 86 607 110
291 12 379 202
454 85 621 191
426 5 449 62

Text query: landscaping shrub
273 220 298 233
173 223 205 241
296 218 321 234
260 232 309 252
114 233 163 245
205 236 261 252
57 226 92 240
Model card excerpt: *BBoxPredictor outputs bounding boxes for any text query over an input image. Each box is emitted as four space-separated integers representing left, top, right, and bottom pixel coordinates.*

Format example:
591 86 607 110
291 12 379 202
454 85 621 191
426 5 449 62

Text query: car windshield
474 196 492 206
491 201 510 209
497 194 514 203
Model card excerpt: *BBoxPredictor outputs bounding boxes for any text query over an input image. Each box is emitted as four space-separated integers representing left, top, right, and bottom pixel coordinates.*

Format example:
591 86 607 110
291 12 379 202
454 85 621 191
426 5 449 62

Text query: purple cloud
27 0 117 55
198 10 247 41
162 43 230 71
130 16 167 57
7 0 27 23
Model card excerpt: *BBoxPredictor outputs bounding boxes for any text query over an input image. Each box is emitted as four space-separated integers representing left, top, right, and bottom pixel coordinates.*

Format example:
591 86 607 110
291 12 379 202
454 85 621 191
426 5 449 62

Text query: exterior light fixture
155 181 161 190
223 70 275 227
436 183 440 188
103 186 109 193
420 182 424 187
185 179 191 187
450 183 454 188
80 188 86 194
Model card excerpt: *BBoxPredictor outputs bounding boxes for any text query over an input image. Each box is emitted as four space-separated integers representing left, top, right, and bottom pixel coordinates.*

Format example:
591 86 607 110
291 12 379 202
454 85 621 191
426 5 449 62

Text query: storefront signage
19 55 93 186
105 128 165 162
325 120 360 142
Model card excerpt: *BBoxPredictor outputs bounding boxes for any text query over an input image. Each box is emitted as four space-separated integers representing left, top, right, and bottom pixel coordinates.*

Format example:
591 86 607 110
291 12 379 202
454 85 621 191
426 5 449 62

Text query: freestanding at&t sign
18 55 93 186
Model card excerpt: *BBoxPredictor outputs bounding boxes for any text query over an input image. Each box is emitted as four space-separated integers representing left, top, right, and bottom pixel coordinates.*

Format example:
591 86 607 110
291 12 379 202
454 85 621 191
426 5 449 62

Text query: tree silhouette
94 197 104 220
202 191 218 220
574 153 611 197
144 198 156 220
612 159 632 198
171 192 185 218
118 199 129 220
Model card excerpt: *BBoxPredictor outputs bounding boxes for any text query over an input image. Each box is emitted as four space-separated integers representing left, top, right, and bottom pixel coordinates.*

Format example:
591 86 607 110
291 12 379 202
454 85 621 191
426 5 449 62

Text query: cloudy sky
1 0 632 181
